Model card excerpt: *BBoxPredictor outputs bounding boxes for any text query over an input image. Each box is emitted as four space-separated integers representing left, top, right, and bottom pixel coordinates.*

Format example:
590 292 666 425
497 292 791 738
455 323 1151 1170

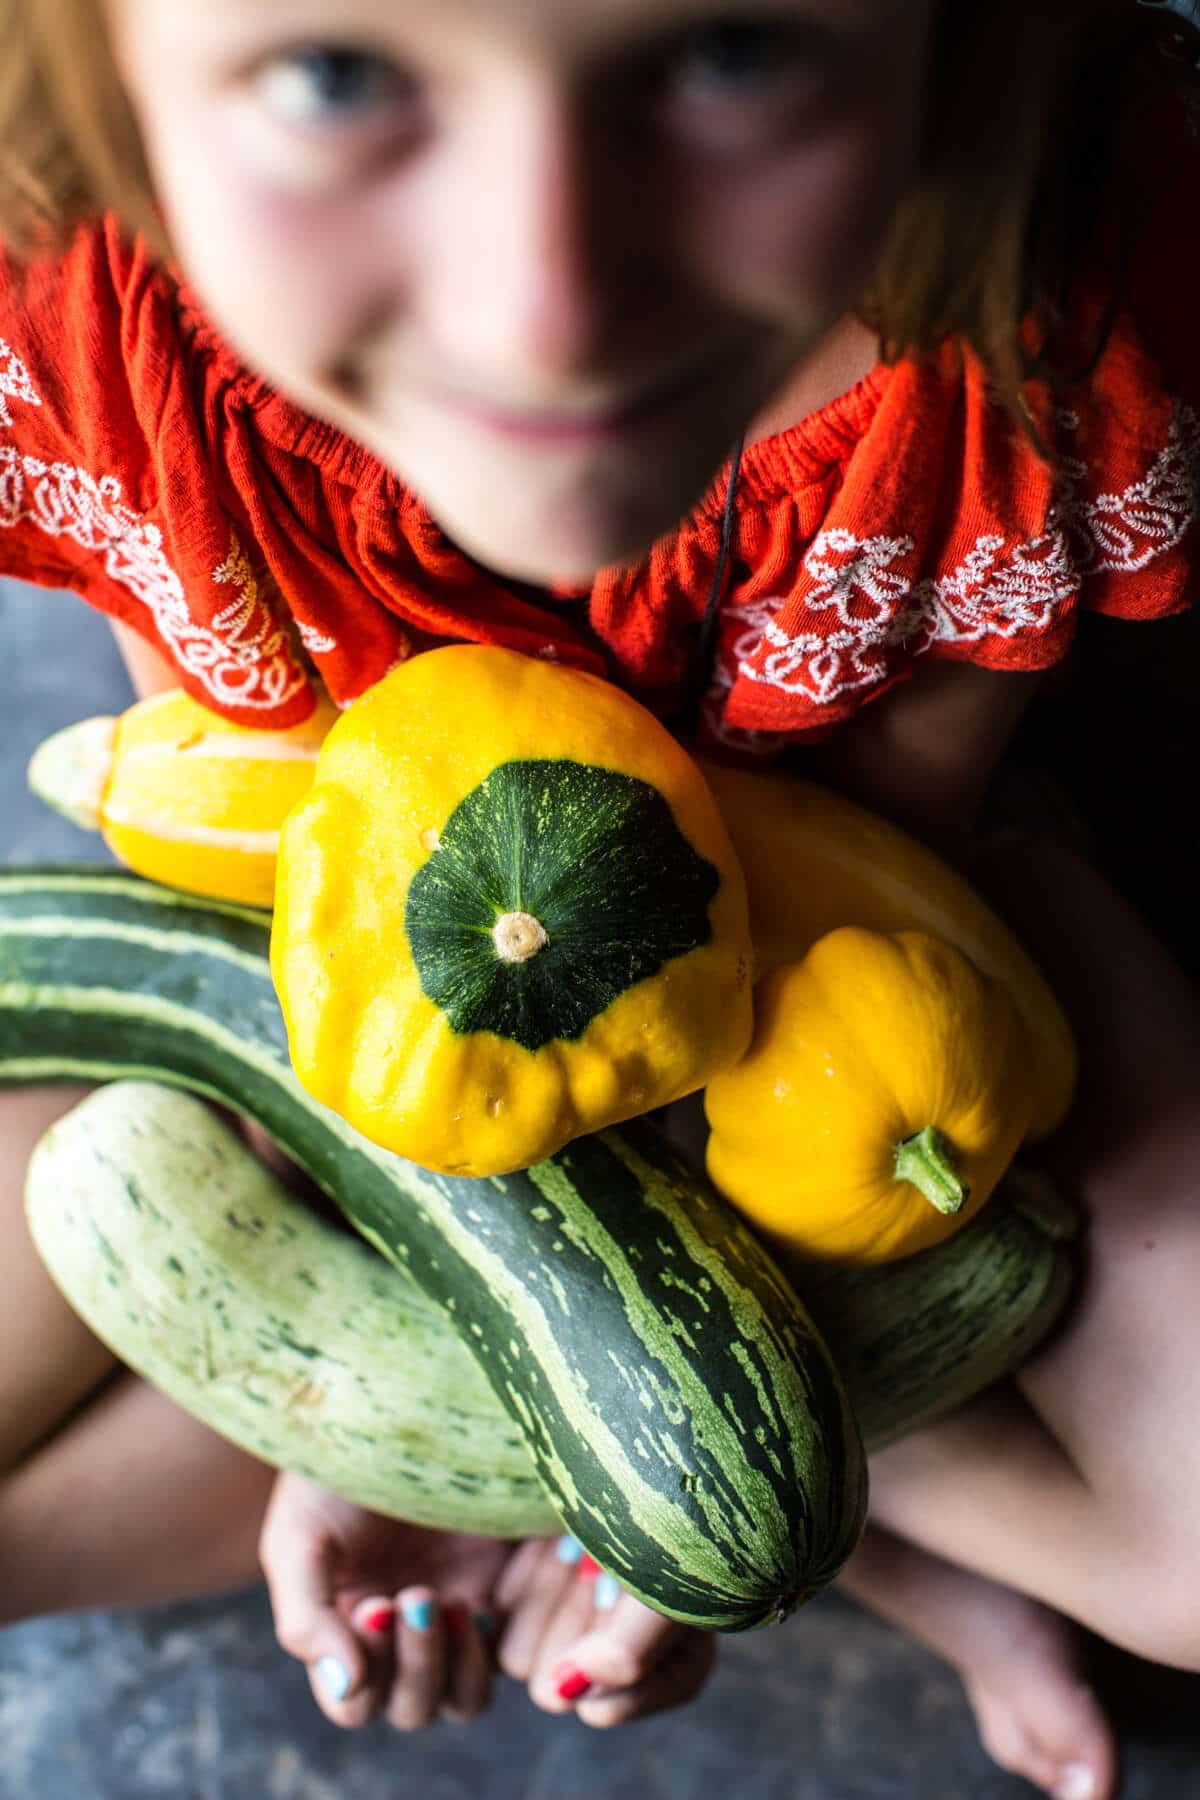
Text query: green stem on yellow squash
894 1126 969 1216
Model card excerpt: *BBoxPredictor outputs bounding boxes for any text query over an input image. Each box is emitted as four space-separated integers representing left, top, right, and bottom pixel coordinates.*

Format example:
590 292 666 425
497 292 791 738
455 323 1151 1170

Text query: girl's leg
838 1523 1116 1800
0 1085 274 1624
863 842 1200 1670
0 1368 274 1622
0 1085 118 1471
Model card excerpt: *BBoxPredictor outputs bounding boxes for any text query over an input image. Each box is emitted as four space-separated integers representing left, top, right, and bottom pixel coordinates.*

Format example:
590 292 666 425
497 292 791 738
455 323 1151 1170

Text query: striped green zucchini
27 1081 1078 1541
795 1166 1078 1449
0 865 866 1631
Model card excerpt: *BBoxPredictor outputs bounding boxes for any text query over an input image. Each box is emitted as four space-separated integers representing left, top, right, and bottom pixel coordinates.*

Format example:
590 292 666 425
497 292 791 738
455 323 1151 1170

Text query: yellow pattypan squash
698 760 1076 1141
27 687 339 908
704 926 1035 1265
272 645 753 1176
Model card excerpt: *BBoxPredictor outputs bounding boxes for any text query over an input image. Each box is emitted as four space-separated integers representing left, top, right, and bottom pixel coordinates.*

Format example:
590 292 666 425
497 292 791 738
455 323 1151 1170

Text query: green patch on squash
405 759 720 1050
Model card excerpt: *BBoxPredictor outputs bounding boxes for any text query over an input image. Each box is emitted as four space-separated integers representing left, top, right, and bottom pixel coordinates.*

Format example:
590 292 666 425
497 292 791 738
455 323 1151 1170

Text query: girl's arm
111 622 180 702
811 661 1044 854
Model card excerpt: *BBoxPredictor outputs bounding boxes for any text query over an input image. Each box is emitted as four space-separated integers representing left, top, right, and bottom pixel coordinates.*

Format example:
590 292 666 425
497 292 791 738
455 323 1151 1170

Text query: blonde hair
0 0 158 248
0 0 1184 423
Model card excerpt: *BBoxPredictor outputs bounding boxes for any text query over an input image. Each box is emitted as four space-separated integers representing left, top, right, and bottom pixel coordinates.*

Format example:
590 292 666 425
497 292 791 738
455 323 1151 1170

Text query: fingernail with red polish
444 1602 469 1636
577 1554 603 1582
362 1605 393 1636
554 1663 592 1702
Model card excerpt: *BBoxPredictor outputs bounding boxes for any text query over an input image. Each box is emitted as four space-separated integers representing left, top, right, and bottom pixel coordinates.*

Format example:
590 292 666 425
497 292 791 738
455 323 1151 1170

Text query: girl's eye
661 18 843 146
679 21 799 91
255 47 415 128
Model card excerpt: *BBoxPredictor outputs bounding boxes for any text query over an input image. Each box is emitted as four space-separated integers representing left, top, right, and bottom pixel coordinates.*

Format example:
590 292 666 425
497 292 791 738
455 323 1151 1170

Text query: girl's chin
353 381 748 583
429 510 665 588
419 460 722 587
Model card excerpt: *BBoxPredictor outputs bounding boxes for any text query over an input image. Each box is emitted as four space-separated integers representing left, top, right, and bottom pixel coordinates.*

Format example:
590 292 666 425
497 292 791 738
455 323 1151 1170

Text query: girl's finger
530 1587 688 1714
575 1631 717 1730
385 1588 450 1731
495 1537 584 1682
259 1497 376 1727
349 1594 397 1644
534 1554 621 1705
301 1593 396 1730
342 1593 399 1715
439 1602 497 1723
492 1534 566 1613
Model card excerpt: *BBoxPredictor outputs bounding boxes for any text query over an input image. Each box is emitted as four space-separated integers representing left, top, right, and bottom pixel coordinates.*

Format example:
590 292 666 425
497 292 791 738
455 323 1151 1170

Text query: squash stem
894 1127 969 1216
492 910 549 964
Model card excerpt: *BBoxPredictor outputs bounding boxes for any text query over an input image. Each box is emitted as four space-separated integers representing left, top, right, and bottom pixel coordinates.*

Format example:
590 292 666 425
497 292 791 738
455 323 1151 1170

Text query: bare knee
0 1469 61 1628
0 1084 96 1187
0 1084 118 1472
1091 1537 1200 1674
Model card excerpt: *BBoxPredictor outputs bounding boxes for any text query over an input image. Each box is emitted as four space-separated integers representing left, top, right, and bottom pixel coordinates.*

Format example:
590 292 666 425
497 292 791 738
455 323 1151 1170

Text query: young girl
1 0 1198 1793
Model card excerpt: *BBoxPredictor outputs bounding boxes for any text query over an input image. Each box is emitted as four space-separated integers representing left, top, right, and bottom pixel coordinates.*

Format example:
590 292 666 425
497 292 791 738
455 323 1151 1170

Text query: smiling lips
427 352 723 443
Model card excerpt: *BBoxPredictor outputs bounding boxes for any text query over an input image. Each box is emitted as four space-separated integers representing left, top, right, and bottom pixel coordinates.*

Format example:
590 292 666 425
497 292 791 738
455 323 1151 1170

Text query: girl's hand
258 1472 511 1730
493 1535 717 1728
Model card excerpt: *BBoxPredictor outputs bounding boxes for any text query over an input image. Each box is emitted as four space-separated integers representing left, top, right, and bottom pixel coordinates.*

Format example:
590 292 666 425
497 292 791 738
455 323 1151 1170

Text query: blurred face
107 0 935 584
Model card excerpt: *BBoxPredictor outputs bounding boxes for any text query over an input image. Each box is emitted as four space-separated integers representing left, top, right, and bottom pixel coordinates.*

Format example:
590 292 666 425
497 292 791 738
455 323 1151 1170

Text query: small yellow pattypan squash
704 927 1035 1264
272 645 753 1176
698 760 1077 1141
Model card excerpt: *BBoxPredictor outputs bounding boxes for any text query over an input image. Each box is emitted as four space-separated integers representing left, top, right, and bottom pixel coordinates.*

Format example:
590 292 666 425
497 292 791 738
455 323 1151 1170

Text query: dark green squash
0 864 867 1632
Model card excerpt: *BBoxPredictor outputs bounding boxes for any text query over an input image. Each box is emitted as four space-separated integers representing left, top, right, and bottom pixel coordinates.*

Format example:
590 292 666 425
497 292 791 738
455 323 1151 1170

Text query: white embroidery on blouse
699 594 798 755
207 532 311 707
1069 401 1200 574
729 399 1200 711
905 529 1078 653
0 347 308 713
0 340 40 429
295 621 338 656
732 531 920 706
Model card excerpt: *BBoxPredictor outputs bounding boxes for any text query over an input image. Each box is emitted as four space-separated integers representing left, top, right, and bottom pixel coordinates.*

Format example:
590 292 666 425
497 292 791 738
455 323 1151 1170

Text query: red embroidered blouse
1 156 1197 756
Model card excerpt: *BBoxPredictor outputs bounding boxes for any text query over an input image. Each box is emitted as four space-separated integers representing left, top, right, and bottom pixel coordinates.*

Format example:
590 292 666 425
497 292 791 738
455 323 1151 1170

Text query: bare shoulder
812 661 1043 855
110 622 177 701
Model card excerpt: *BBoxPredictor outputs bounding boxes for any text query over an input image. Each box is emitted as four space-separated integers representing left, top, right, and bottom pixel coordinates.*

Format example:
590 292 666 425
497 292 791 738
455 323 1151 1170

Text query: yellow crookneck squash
271 645 753 1177
704 926 1036 1265
27 687 339 908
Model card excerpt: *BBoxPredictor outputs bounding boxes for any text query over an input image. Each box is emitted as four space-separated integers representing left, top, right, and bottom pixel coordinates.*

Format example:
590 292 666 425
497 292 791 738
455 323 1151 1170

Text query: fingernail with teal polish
314 1656 351 1702
401 1595 437 1633
473 1611 496 1640
594 1573 621 1612
556 1535 584 1565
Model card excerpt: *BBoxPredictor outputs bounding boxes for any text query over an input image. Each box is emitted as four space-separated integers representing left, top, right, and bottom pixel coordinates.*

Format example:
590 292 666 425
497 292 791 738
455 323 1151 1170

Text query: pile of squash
32 642 1076 1265
17 644 1082 1626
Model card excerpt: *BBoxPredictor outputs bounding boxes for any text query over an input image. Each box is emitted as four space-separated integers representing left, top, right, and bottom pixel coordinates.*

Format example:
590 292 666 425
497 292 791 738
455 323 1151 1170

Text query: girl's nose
416 81 644 396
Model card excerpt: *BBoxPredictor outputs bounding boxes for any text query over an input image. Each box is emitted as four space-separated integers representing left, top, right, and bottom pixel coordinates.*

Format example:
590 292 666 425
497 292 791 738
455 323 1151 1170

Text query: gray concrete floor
2 581 1199 1799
